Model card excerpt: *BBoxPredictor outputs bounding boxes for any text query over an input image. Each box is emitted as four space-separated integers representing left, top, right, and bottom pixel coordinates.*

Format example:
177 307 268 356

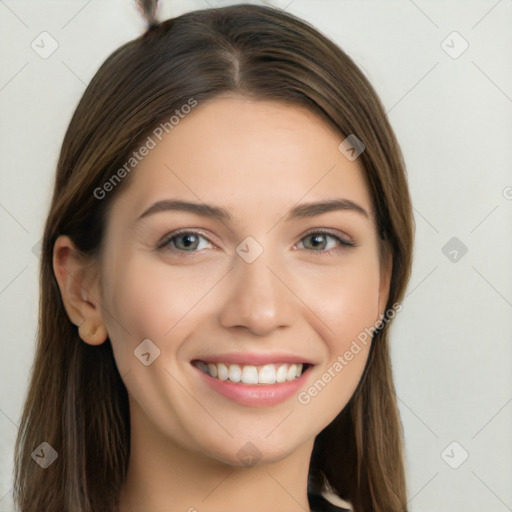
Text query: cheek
293 251 381 348
99 251 215 432
100 250 223 371
328 266 380 351
291 254 380 413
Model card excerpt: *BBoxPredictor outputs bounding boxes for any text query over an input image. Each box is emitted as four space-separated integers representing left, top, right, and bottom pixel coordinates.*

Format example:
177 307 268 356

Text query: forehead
111 96 373 222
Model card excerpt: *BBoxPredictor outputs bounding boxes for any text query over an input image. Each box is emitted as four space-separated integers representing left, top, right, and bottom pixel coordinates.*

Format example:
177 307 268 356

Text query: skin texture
53 96 391 512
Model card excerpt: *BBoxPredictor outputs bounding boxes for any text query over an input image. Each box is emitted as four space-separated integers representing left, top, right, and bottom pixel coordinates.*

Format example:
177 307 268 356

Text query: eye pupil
306 234 327 250
176 234 198 250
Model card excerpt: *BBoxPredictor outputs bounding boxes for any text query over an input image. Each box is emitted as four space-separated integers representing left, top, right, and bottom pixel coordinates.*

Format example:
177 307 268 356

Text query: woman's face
98 96 390 466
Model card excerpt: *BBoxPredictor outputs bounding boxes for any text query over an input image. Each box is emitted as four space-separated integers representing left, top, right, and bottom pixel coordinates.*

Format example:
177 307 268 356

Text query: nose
217 249 296 337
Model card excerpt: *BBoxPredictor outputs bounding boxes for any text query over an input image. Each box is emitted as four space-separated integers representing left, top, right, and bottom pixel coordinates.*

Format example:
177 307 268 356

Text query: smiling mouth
192 360 311 385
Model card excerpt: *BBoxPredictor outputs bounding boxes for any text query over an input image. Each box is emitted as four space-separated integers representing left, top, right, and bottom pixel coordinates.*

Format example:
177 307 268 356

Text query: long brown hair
13 3 414 511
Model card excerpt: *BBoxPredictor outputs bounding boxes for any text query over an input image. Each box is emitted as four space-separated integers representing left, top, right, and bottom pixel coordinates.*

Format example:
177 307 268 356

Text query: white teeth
241 365 259 384
276 364 288 383
286 364 298 381
217 362 229 381
258 364 276 384
207 363 218 378
196 361 307 384
228 364 241 382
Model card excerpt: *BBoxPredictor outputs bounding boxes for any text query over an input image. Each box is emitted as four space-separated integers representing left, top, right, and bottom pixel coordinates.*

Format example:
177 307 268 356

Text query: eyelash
157 229 356 257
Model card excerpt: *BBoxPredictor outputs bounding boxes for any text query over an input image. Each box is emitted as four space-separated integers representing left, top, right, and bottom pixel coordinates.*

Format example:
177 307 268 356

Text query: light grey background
1 1 511 510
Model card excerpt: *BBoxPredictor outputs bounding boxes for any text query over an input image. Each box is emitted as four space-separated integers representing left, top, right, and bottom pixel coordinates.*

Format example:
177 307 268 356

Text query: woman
13 2 414 511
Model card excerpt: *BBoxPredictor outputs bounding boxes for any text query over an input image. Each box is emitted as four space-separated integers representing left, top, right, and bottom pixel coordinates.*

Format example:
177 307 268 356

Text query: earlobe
78 320 108 346
52 235 108 345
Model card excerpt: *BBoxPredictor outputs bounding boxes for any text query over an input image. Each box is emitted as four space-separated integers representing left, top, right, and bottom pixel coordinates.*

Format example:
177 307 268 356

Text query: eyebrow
137 198 371 223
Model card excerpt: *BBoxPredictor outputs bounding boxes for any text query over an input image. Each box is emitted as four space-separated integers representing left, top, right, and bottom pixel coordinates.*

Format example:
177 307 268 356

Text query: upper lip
192 352 315 366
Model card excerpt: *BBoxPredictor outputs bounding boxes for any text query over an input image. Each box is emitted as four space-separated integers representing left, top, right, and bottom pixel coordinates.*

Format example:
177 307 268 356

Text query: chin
190 431 311 469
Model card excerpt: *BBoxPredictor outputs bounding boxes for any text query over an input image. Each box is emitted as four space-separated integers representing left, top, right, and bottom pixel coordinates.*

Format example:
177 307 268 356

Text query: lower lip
193 365 312 407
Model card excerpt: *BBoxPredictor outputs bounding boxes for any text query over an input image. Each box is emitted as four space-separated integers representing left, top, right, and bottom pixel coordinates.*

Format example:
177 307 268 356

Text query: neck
118 401 315 512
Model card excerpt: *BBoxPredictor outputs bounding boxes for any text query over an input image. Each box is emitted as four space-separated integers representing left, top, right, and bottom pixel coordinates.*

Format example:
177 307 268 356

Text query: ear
52 235 108 345
376 245 393 325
